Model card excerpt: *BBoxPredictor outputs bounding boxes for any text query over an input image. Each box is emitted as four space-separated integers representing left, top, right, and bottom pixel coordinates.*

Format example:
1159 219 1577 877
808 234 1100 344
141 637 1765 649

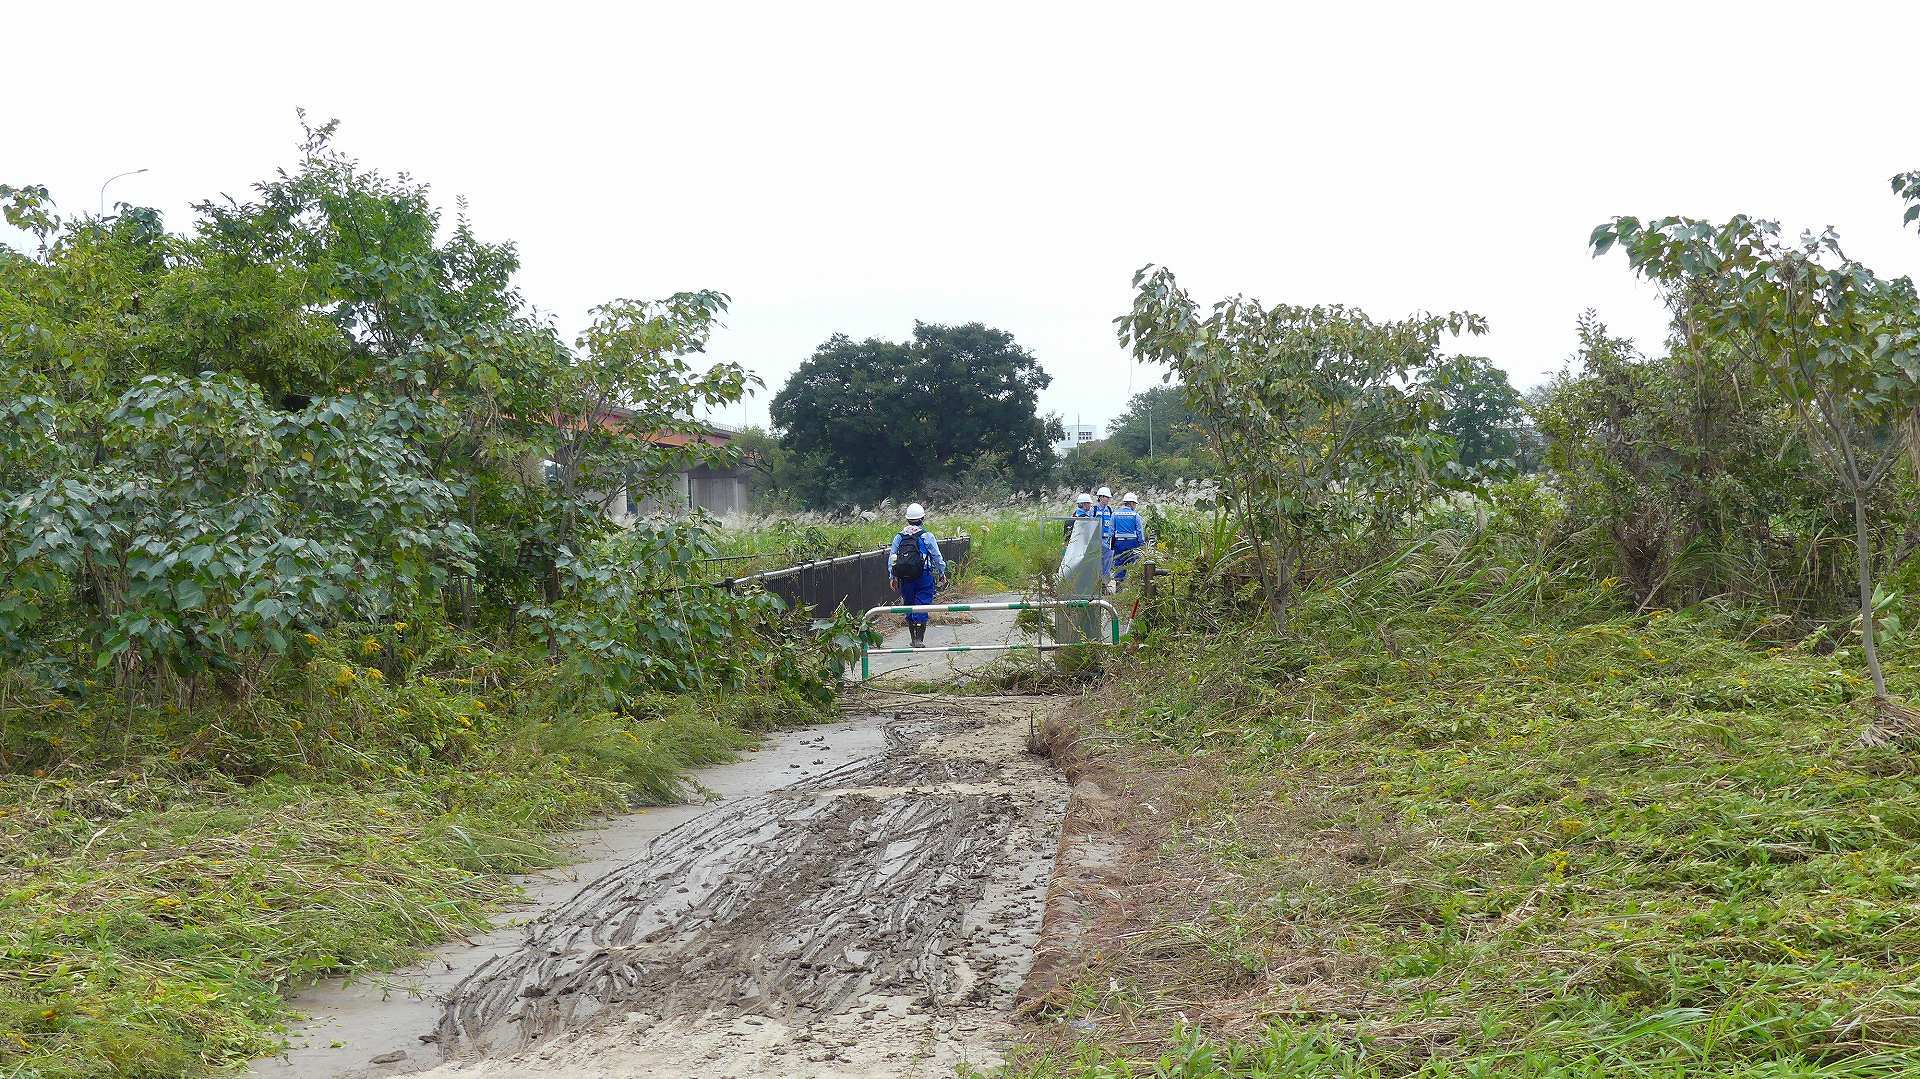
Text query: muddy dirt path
255 718 892 1078
415 695 1066 1078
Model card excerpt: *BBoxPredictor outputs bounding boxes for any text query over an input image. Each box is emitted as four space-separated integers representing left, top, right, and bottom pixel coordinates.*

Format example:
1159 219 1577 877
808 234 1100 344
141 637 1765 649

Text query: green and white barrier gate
857 598 1121 681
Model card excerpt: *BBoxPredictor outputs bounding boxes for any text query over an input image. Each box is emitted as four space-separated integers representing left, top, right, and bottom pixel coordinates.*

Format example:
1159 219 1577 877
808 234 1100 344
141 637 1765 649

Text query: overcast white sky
8 1 1919 433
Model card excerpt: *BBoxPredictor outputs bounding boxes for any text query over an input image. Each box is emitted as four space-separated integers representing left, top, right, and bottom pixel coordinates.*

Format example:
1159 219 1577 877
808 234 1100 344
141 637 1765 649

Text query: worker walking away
1112 492 1146 583
888 503 948 649
1092 486 1118 592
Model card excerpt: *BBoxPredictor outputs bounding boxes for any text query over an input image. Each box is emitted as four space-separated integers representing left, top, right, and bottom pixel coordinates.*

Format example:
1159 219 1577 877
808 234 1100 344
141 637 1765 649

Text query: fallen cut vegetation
997 520 1920 1077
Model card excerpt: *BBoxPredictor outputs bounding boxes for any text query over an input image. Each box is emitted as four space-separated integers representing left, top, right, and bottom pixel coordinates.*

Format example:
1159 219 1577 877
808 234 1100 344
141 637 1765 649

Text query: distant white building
1053 423 1099 456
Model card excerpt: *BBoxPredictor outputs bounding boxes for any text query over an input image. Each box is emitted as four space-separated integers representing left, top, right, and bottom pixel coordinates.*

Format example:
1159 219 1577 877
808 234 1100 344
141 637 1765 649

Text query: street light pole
98 168 149 216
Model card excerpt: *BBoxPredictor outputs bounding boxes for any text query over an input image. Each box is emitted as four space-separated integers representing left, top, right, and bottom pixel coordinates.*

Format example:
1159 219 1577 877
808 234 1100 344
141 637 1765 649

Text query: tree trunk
1272 537 1296 632
1245 523 1287 633
545 560 561 665
1851 486 1889 706
1198 416 1285 632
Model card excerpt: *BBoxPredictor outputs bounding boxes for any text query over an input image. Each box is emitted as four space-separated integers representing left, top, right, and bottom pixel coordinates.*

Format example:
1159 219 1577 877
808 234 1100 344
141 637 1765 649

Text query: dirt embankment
420 696 1068 1078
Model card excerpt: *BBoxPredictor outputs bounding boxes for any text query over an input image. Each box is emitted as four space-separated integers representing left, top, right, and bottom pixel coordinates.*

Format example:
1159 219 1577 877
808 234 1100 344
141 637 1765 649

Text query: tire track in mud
430 700 1066 1075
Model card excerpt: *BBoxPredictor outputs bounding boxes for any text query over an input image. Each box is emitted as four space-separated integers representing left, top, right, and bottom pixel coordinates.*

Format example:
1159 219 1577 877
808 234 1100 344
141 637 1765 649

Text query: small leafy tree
1534 312 1827 611
1117 265 1486 630
1593 209 1920 732
1893 170 1920 231
517 294 751 657
546 293 749 549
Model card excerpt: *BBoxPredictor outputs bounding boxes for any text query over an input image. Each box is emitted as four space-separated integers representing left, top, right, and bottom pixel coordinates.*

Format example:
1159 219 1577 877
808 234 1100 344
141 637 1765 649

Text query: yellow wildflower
303 633 321 646
364 668 384 682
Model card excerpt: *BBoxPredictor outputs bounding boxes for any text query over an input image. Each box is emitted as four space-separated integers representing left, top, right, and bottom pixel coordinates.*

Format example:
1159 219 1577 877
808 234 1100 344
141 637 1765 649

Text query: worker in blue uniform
1064 491 1095 542
1112 492 1146 583
1092 487 1118 592
887 502 948 649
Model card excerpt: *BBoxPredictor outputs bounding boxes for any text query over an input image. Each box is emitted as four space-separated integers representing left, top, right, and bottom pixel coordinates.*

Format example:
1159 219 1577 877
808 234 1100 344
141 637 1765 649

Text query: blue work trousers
896 571 936 623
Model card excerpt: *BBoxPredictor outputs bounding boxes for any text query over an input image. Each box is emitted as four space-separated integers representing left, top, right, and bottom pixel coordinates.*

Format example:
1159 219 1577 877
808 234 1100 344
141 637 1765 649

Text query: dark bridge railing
723 537 972 621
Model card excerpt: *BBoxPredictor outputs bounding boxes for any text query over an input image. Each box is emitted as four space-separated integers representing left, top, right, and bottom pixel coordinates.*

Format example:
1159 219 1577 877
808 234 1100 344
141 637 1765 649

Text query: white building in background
1053 423 1099 456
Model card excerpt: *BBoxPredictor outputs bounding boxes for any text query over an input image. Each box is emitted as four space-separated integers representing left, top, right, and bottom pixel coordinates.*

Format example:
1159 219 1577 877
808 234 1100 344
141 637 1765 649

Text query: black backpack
894 532 927 580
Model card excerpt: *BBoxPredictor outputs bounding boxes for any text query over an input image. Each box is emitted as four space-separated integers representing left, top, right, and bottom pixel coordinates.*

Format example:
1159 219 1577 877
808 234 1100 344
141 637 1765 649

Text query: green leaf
174 580 206 611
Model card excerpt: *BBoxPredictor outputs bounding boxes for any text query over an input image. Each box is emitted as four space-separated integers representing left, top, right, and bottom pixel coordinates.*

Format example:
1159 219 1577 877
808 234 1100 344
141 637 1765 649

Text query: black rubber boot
909 623 926 648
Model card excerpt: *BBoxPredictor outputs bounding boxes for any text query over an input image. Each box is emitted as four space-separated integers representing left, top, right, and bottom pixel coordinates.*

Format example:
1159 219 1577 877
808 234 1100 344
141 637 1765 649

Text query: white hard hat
1074 492 1092 505
904 502 925 520
1122 492 1138 503
1096 486 1112 498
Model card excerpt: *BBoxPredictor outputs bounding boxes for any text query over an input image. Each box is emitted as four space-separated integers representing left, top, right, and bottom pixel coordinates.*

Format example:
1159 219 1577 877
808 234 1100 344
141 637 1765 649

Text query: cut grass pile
1001 536 1920 1077
0 629 827 1078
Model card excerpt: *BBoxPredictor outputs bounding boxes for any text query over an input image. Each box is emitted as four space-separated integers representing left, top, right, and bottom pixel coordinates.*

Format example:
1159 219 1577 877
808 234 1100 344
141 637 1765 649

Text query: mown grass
0 623 829 1077
1000 528 1920 1077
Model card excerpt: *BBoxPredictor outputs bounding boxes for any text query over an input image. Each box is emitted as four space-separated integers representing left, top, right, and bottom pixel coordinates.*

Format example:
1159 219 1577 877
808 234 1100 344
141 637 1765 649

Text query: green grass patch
0 629 829 1077
1004 538 1920 1076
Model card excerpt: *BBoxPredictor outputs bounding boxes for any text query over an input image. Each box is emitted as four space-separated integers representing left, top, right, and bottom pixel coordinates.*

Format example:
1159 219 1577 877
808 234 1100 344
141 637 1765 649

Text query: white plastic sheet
1054 517 1104 643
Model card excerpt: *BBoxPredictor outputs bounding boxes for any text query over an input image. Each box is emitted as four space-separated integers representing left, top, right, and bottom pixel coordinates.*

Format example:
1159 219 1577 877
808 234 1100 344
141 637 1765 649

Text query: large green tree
769 322 1059 505
1434 355 1527 469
